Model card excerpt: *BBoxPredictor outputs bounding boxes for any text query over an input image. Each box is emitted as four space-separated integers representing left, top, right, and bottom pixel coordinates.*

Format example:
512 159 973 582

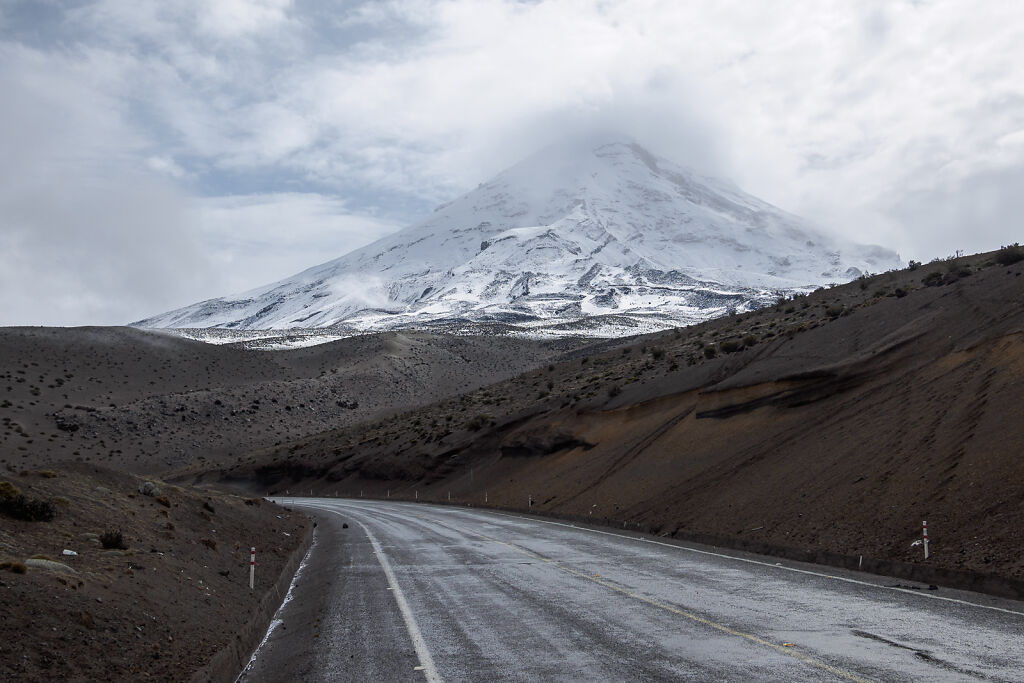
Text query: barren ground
226 250 1024 583
0 463 307 680
2 247 1023 680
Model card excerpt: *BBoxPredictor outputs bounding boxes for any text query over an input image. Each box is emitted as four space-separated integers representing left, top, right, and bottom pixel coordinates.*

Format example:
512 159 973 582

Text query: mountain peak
136 140 901 335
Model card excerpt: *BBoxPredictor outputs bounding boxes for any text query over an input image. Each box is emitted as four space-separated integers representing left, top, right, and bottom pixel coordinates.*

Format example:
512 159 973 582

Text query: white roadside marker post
922 521 929 559
249 547 255 590
448 491 451 502
529 494 533 509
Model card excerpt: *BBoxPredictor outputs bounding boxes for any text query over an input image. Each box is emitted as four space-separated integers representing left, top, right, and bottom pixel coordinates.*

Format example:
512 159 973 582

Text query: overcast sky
2 0 1022 326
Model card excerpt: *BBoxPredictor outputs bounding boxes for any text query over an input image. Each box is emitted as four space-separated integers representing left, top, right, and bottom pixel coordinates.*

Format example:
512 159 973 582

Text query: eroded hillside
229 248 1024 580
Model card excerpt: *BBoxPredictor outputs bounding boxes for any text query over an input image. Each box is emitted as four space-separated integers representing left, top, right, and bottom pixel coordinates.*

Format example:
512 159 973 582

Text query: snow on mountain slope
136 137 900 335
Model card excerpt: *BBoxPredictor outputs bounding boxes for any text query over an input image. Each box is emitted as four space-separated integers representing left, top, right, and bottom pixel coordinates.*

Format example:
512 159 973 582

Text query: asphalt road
239 499 1024 682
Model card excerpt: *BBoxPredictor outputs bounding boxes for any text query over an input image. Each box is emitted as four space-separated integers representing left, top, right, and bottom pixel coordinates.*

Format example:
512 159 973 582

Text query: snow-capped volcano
136 138 900 335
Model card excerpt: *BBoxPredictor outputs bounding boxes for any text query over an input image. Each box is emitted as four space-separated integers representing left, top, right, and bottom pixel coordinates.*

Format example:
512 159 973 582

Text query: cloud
0 42 215 326
0 35 399 325
2 0 1024 325
192 193 400 296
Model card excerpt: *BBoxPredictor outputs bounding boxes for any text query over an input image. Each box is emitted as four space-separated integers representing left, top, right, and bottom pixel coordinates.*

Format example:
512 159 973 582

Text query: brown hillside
0 328 585 473
229 248 1024 581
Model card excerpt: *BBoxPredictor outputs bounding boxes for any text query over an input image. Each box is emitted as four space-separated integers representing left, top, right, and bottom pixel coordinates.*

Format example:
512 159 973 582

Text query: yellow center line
423 513 872 683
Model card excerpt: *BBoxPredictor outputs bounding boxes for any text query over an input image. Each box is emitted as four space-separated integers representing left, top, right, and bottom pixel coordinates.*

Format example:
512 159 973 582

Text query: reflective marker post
922 521 929 560
249 547 256 589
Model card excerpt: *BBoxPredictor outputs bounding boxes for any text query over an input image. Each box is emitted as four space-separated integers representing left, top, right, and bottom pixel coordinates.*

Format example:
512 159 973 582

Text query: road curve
240 499 1024 682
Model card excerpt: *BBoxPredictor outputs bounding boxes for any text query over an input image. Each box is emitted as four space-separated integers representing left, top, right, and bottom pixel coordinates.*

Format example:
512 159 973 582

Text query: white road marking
411 509 871 682
236 527 317 681
488 511 1024 618
302 502 444 683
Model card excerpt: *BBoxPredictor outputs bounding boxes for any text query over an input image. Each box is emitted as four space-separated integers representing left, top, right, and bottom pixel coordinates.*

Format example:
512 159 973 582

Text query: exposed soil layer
0 462 307 681
226 250 1024 584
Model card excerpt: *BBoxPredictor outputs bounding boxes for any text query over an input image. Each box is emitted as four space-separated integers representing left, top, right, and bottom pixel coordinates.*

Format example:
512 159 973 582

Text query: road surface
240 499 1024 681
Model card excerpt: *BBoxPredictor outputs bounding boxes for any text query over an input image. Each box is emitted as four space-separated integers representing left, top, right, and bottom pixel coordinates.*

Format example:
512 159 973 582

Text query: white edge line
302 502 444 683
236 526 317 681
484 510 1024 618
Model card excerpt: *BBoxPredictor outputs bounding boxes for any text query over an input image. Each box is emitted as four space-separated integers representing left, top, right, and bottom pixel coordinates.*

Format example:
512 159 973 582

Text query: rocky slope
0 328 586 475
0 463 308 681
221 248 1024 583
137 138 900 335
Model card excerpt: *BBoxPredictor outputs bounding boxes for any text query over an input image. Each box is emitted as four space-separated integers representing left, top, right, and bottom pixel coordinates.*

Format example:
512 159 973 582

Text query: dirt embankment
0 462 308 681
233 249 1024 584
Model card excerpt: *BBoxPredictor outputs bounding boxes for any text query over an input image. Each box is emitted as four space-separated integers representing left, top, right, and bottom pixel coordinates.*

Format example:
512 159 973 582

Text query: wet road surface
240 499 1024 681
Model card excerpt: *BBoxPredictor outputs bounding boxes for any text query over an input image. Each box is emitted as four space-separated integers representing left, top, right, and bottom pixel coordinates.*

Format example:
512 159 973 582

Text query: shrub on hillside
995 243 1023 265
100 529 127 550
719 339 743 353
0 560 27 574
0 481 55 522
466 414 492 432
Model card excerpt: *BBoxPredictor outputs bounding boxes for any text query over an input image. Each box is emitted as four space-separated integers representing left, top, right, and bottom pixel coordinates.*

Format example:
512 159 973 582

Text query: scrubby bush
100 529 127 550
466 414 492 432
703 346 717 359
826 305 845 319
742 334 757 347
0 560 27 574
719 339 743 353
995 243 1023 265
607 385 622 398
922 271 944 287
0 481 55 521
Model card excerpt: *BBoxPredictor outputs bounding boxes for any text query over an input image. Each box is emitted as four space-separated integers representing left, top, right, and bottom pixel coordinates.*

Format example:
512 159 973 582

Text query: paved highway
240 499 1024 681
